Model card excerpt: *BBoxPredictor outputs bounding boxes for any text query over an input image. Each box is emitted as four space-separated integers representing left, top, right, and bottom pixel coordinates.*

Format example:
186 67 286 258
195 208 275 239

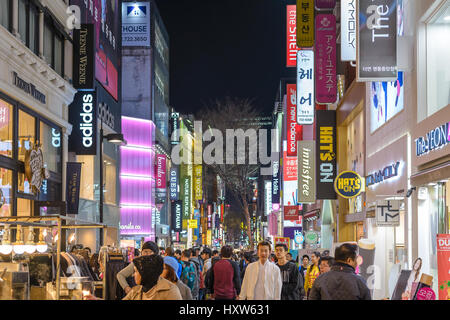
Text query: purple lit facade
120 116 156 238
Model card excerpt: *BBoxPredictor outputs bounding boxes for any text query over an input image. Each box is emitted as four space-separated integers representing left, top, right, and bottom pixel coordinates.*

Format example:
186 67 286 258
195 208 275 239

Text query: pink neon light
121 145 154 152
120 175 154 181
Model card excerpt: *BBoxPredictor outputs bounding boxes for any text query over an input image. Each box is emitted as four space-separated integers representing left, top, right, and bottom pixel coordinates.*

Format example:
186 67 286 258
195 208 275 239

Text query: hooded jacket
276 261 303 300
308 262 371 300
122 277 182 300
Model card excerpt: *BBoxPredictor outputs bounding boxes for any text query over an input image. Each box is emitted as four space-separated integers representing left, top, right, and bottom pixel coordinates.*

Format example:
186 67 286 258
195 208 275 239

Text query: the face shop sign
415 122 450 157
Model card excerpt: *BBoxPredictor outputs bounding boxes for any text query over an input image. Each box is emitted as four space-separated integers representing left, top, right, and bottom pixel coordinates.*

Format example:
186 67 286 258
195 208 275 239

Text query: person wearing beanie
162 256 193 300
116 241 159 294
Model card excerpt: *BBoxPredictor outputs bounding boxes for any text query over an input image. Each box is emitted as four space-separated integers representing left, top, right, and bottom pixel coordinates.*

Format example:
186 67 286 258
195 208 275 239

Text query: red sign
207 204 212 229
274 237 290 249
283 151 297 182
287 5 300 68
156 154 166 188
437 234 450 300
284 205 299 221
286 84 303 157
315 14 337 104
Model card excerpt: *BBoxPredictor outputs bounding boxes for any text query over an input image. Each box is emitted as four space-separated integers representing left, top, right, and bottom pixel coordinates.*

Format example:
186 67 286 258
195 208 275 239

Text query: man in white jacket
239 241 282 300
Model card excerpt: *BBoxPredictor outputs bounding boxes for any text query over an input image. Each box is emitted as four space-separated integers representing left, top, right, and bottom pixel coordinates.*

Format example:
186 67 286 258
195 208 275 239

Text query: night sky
155 0 296 116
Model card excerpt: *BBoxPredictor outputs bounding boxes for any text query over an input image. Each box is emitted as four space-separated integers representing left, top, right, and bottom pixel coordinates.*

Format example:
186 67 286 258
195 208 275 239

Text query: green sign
305 231 318 244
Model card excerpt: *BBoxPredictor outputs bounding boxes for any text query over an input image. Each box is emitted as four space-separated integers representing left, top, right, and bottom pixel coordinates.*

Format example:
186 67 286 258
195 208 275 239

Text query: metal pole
56 218 62 300
99 118 104 246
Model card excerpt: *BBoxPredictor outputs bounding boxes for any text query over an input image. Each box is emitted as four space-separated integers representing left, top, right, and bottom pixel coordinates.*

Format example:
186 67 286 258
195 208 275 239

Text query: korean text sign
296 0 314 47
315 14 337 104
357 0 398 81
297 50 314 124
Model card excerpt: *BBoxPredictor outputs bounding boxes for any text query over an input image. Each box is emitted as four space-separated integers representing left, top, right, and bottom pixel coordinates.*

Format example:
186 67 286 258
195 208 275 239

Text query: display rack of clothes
100 246 126 300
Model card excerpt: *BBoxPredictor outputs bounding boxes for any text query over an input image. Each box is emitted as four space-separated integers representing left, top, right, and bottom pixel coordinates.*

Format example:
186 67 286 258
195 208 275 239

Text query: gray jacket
117 262 134 290
176 280 193 300
308 263 371 300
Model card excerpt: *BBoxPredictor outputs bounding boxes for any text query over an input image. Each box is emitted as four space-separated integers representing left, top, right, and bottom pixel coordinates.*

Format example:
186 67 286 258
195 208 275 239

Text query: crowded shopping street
0 0 449 306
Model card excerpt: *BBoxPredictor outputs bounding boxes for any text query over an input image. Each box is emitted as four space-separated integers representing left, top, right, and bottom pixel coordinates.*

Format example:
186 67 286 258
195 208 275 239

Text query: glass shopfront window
103 156 116 205
0 168 13 217
18 110 35 163
40 122 61 173
0 99 13 158
77 155 95 201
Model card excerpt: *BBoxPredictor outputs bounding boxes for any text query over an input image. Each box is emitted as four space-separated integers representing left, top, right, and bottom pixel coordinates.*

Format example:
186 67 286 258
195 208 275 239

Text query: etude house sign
12 72 46 104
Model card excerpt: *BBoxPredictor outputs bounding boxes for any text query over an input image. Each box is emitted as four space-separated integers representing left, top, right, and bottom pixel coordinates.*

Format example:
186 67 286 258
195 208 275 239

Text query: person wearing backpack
180 249 199 300
206 245 241 300
189 248 204 300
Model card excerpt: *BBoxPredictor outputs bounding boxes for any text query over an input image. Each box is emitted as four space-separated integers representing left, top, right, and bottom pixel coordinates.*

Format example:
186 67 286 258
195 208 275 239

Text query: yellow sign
194 165 203 201
193 235 198 241
207 230 212 246
188 219 198 229
334 171 364 199
296 0 314 47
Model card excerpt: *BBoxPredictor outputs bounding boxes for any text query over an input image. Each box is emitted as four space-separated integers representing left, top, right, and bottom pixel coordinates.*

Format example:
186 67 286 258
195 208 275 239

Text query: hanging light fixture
12 225 25 254
0 225 13 255
24 227 36 254
36 228 48 253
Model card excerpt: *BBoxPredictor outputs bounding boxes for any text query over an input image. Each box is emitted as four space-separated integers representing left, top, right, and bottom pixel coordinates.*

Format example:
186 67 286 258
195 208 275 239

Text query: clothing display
104 252 126 300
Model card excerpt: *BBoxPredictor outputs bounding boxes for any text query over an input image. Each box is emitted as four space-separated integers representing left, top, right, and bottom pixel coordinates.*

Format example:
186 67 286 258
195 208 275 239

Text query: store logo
119 222 141 230
366 161 401 187
415 122 450 157
12 72 46 104
127 5 147 17
334 171 363 199
366 3 392 42
80 93 94 148
318 126 336 183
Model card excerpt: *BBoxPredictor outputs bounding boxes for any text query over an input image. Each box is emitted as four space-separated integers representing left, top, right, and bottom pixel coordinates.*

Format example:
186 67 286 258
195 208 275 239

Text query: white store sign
122 2 151 47
341 0 357 61
376 200 400 227
297 50 314 125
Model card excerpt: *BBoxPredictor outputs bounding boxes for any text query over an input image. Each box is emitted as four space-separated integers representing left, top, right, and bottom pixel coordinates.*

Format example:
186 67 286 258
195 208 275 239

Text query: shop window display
0 168 12 217
17 198 32 216
18 110 35 163
103 156 116 205
0 99 13 158
77 155 94 201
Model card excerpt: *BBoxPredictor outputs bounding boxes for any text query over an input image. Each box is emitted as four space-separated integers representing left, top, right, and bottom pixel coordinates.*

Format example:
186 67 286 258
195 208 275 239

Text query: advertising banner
194 165 203 201
287 84 303 157
370 71 404 133
298 141 316 203
274 237 290 249
341 0 357 61
316 110 337 199
284 206 299 221
437 234 450 300
182 176 191 221
73 24 95 89
68 90 97 155
315 0 336 10
171 201 182 232
169 166 179 201
66 162 82 215
156 154 166 188
284 227 302 239
287 5 300 67
357 0 398 81
272 159 281 205
71 0 120 101
207 204 212 229
315 14 337 104
297 50 314 124
296 0 314 48
121 1 150 47
188 219 198 229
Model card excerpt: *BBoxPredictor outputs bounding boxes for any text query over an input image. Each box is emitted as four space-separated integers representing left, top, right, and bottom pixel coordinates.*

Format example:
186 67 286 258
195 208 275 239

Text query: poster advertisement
437 234 450 300
370 71 404 132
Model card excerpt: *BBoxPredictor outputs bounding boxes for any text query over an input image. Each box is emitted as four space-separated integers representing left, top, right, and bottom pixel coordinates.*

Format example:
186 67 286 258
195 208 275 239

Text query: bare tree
197 97 261 248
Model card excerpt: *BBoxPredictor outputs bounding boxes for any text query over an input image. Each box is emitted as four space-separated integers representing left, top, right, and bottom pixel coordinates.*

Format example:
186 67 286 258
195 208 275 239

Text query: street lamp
99 110 127 246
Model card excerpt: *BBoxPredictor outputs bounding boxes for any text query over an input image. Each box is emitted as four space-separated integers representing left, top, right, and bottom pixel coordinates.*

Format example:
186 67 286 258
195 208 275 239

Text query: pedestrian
308 243 371 300
206 245 241 300
180 249 200 300
162 256 193 300
165 247 183 279
240 251 255 282
286 252 293 262
239 241 282 300
199 248 212 300
304 251 320 298
275 243 303 300
299 255 310 278
319 256 335 274
204 254 221 300
190 248 204 300
116 241 159 294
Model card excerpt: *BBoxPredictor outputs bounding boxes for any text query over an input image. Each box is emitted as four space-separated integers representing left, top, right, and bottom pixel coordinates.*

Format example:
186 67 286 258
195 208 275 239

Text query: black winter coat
308 263 371 300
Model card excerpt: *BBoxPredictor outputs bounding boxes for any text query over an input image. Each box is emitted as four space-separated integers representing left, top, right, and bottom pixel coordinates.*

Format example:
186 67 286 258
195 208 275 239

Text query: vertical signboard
156 154 166 188
297 50 314 124
182 176 191 222
68 91 97 155
73 24 95 89
283 142 298 206
287 84 303 157
66 162 82 215
171 201 182 232
272 159 281 205
315 0 336 10
170 112 180 144
264 180 272 216
287 5 300 67
357 0 398 81
316 110 337 199
169 166 179 201
121 1 151 47
207 204 212 229
194 165 203 201
298 141 316 203
315 14 337 104
341 0 357 61
437 234 450 300
296 0 314 48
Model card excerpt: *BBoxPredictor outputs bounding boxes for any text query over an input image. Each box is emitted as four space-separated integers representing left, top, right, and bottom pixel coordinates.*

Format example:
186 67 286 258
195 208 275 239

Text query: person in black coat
275 244 304 300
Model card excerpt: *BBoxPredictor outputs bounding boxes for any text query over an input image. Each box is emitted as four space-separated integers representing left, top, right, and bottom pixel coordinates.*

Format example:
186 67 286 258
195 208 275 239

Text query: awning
410 160 450 187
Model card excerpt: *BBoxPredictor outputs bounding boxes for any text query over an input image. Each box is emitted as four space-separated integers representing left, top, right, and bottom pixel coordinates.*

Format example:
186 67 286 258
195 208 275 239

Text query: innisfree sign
334 171 363 199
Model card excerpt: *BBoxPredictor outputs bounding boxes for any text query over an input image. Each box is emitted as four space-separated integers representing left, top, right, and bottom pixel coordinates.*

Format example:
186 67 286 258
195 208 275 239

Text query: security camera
406 187 416 198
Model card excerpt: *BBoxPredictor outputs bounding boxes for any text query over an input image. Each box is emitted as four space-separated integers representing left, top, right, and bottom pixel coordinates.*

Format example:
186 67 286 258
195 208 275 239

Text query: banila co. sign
366 162 401 187
415 122 450 157
69 90 97 155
